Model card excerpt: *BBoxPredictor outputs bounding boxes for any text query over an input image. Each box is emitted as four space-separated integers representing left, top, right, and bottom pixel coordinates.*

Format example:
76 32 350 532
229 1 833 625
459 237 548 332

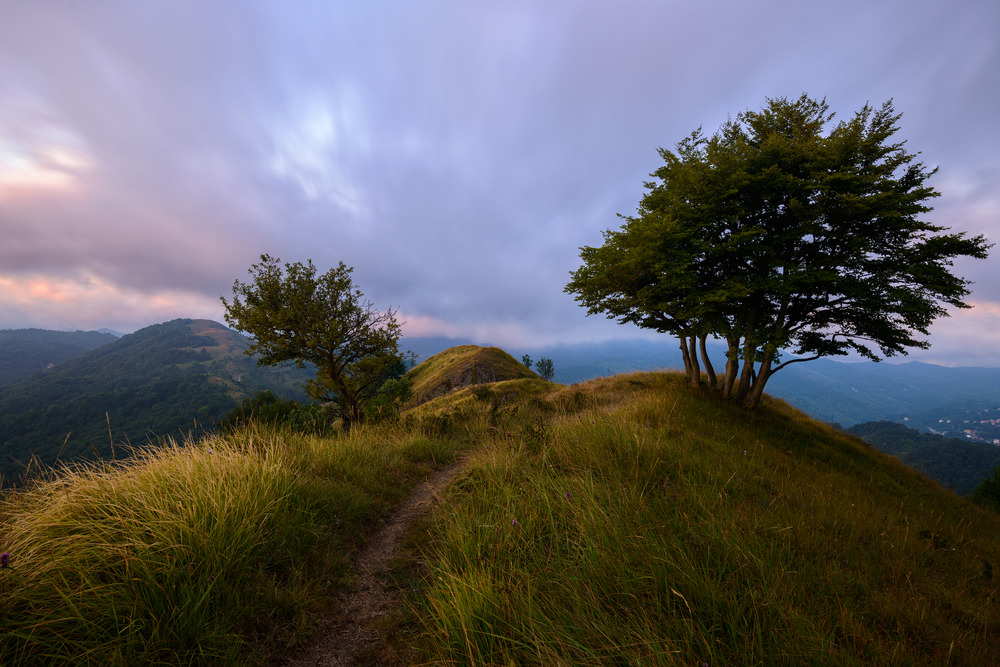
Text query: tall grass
0 420 462 665
413 373 1000 665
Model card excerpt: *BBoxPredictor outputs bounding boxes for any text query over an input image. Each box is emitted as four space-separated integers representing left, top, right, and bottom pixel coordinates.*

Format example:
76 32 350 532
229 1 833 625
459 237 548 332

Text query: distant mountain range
0 319 311 485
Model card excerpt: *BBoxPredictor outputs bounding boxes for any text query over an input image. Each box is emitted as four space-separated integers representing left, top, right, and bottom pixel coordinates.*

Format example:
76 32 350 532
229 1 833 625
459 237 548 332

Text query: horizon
2 1 997 365
4 317 998 370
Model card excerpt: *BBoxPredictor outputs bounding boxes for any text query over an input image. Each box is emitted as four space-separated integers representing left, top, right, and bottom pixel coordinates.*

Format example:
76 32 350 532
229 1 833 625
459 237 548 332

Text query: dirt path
282 460 463 666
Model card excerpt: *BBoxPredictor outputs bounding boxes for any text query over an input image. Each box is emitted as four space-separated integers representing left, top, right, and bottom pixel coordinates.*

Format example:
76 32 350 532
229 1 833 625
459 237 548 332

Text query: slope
0 319 312 485
410 372 1000 665
848 420 1000 495
405 344 541 407
0 328 118 385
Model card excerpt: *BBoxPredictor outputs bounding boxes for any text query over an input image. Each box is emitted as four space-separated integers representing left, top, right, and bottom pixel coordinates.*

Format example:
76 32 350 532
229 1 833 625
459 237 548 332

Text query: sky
2 0 998 366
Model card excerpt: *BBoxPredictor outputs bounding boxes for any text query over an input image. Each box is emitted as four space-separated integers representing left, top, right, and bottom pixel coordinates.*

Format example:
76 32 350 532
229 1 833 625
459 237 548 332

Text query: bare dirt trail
282 460 464 666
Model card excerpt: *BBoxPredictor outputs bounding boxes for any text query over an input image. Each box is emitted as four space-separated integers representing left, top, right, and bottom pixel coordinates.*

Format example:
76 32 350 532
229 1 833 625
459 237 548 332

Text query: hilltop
405 344 541 407
1 351 997 664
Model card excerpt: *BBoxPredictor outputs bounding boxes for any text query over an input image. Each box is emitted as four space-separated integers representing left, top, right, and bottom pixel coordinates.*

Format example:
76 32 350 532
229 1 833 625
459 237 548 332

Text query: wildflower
0 552 10 568
564 491 571 500
511 519 519 526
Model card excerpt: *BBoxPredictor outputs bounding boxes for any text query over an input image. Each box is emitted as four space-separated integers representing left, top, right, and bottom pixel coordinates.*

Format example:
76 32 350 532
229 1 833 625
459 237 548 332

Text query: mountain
0 319 312 486
0 328 118 385
848 420 1000 495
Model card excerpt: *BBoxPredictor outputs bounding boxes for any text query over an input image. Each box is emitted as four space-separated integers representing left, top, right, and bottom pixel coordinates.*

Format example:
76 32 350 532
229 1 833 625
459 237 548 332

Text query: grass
0 420 464 665
406 345 539 406
2 370 998 665
410 372 1000 665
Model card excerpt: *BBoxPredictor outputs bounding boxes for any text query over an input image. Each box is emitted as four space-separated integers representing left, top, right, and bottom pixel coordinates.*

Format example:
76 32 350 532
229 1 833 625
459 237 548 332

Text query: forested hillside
0 329 118 385
848 420 1000 495
0 319 312 486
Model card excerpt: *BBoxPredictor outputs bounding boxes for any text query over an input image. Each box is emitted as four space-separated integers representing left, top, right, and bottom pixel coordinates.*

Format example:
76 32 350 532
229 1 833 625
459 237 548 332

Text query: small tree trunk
742 350 775 409
679 336 694 384
733 336 757 404
721 336 740 400
699 334 717 389
687 336 701 387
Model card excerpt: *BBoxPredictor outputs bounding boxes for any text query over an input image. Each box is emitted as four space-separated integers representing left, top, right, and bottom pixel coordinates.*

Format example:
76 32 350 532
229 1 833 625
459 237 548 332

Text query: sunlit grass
0 420 463 665
2 371 997 665
412 372 1000 665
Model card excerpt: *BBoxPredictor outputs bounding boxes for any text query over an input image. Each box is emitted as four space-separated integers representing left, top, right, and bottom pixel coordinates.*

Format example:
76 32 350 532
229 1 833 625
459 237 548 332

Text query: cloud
1 0 997 366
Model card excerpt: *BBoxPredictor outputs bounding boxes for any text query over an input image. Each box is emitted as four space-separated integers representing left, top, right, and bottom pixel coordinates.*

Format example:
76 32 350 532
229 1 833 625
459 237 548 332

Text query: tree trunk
687 336 701 387
733 336 756 404
742 350 775 409
721 336 740 400
679 336 694 385
699 334 717 389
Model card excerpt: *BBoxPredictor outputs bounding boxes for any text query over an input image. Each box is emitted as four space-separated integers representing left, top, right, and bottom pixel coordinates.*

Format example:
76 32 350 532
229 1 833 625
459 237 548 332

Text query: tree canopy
222 255 410 427
566 95 991 408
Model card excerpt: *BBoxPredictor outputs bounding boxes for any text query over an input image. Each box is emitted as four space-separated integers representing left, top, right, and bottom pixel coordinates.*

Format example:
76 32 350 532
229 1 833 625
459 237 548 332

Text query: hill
0 328 118 385
404 337 1000 427
847 420 1000 495
1 366 997 664
405 344 540 407
0 319 312 485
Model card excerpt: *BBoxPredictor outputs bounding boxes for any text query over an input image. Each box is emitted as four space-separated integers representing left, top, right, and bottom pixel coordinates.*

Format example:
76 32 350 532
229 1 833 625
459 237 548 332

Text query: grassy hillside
1 364 998 664
406 344 539 407
408 374 1000 664
0 319 312 486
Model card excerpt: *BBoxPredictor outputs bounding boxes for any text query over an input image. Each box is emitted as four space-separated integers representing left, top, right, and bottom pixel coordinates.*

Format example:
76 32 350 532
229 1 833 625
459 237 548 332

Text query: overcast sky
2 0 998 366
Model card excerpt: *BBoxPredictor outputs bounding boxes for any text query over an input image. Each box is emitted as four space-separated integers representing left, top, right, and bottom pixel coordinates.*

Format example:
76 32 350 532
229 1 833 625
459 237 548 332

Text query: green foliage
222 255 408 429
521 354 533 369
566 95 991 408
0 329 117 386
848 420 1000 495
0 319 312 487
535 356 554 381
220 391 337 435
972 466 1000 513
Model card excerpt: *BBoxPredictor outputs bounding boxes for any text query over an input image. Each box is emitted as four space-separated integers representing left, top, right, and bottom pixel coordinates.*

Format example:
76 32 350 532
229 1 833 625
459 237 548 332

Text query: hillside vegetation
0 319 312 486
849 420 1000 495
0 352 998 664
0 329 117 385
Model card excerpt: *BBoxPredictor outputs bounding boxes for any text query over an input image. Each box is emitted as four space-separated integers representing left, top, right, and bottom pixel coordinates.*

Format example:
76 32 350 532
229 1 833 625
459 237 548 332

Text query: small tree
972 466 1000 513
521 354 533 369
535 357 555 381
221 254 410 429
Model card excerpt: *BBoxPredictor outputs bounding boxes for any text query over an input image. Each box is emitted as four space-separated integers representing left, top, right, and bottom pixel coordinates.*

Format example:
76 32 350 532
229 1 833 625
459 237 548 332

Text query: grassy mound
406 345 541 407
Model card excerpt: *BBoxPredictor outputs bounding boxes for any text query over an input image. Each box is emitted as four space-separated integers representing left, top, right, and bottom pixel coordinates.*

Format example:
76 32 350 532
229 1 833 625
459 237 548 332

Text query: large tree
567 95 991 408
222 255 410 428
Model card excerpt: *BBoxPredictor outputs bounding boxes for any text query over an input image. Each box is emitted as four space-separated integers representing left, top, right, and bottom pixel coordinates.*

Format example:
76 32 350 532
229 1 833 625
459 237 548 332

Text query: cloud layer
2 0 998 364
